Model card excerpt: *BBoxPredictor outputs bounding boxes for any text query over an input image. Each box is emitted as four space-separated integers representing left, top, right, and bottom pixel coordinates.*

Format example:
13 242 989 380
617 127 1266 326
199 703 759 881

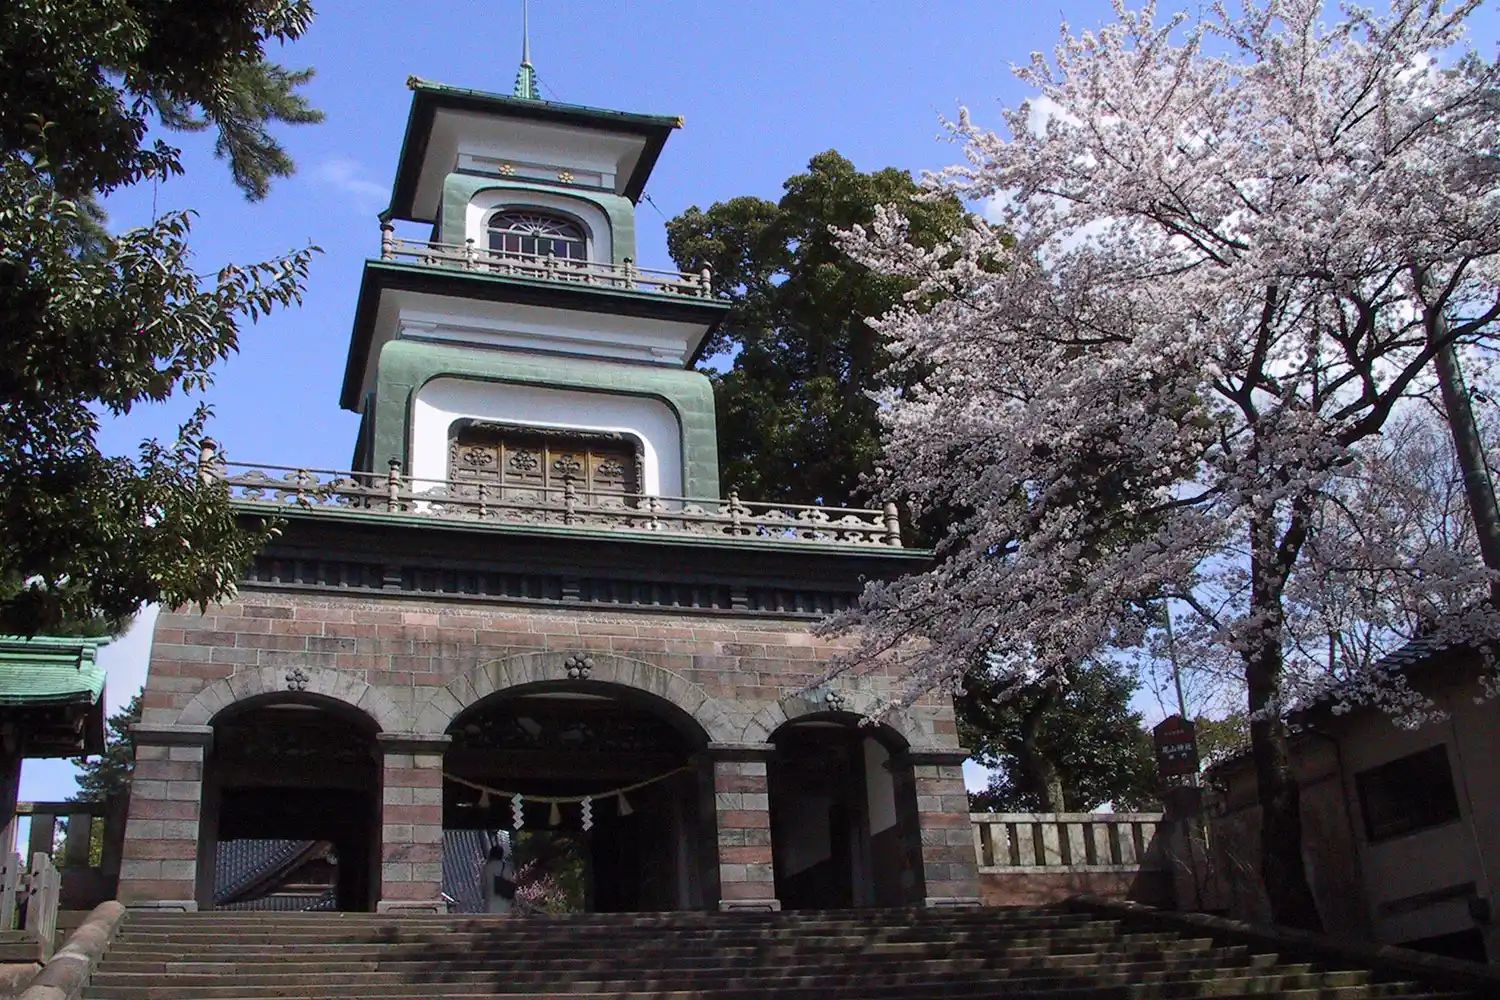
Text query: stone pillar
117 724 213 910
376 733 449 914
904 749 982 907
707 743 779 912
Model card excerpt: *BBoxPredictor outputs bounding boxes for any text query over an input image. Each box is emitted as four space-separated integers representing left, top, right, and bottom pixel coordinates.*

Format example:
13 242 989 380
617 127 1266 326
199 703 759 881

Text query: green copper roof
388 80 682 219
0 635 107 707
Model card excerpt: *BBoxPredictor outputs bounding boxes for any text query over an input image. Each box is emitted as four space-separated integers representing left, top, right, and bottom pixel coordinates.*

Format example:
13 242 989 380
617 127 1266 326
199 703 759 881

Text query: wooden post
387 459 402 513
0 853 18 931
197 438 219 485
380 220 396 260
883 503 902 546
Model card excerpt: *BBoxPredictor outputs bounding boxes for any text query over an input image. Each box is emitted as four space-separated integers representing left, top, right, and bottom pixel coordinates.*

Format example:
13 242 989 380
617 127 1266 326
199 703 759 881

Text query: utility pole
1428 310 1500 607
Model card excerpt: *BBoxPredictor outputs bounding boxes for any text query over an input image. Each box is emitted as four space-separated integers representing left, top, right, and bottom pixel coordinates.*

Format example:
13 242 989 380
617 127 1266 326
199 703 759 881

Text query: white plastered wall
465 189 613 263
864 737 898 835
410 377 683 496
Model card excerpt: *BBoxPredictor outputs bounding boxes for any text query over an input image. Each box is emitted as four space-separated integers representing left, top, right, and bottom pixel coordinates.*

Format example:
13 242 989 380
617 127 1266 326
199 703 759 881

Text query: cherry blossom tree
829 0 1500 930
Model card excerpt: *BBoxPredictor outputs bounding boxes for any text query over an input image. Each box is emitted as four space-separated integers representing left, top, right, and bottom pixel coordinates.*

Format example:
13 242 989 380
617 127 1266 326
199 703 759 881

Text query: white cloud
314 158 388 214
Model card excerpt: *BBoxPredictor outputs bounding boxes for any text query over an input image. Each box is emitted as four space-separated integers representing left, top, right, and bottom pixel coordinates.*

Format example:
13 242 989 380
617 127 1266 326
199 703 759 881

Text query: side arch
176 666 406 732
744 686 921 748
412 651 739 744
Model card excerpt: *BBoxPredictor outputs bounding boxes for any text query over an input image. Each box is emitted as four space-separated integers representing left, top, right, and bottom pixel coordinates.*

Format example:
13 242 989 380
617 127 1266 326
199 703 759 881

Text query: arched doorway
197 696 381 912
442 683 713 913
767 714 914 909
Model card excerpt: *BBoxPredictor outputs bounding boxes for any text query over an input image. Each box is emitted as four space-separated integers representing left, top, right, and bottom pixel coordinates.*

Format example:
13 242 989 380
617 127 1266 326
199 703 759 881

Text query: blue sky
24 1 1500 808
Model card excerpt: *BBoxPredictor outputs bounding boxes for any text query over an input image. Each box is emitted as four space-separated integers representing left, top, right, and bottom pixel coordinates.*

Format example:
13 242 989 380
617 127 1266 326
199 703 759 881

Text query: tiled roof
215 839 324 904
0 636 106 706
442 829 496 913
214 832 496 912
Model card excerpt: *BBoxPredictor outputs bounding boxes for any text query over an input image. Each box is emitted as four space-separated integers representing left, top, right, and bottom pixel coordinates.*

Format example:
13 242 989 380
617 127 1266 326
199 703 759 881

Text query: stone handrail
971 812 1165 874
205 453 904 548
379 225 715 299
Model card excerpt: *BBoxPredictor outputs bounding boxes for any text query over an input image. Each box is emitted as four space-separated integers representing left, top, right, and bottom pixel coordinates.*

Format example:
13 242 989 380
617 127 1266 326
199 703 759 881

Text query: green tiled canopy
0 635 107 757
0 636 106 707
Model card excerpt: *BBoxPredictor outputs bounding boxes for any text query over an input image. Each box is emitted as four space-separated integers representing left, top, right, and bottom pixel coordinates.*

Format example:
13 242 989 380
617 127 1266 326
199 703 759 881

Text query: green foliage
960 660 1161 813
0 1 322 633
667 151 967 507
71 691 142 803
1195 712 1250 770
0 0 322 200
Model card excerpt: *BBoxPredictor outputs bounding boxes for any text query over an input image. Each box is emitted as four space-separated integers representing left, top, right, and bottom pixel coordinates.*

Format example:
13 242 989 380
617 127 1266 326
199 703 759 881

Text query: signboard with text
1152 714 1199 778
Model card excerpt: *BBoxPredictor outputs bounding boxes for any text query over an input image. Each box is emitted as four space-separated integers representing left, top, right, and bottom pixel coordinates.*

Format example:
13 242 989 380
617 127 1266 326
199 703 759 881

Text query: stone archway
176 666 406 733
743 685 920 748
411 650 739 743
426 651 734 913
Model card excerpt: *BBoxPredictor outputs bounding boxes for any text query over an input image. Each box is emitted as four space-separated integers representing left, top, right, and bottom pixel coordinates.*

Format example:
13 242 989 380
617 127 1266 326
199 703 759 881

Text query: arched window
486 211 588 261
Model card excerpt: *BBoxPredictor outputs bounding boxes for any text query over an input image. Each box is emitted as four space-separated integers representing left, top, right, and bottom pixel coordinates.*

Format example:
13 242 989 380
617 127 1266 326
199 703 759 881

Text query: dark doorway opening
442 686 709 913
202 699 380 912
768 717 912 910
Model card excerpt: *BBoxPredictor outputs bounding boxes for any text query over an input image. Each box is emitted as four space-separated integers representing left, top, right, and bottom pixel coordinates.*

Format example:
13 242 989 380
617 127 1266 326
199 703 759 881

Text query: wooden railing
19 801 101 872
206 453 904 548
11 799 124 919
971 812 1166 873
0 851 60 958
379 226 715 299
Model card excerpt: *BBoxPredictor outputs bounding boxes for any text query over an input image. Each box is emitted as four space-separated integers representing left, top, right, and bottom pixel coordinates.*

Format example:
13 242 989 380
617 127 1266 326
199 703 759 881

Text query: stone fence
970 812 1174 908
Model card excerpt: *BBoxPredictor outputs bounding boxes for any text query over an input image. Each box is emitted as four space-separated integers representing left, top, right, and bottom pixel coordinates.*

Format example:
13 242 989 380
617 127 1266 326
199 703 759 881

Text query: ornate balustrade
971 812 1166 874
206 452 904 548
379 224 715 299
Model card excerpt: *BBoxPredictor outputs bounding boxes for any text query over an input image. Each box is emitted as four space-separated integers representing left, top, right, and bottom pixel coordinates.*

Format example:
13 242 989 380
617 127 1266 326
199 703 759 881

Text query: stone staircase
82 907 1482 1000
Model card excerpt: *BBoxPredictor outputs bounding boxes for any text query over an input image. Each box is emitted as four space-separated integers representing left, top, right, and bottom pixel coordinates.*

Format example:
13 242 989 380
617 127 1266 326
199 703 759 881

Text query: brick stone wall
140 592 958 750
119 589 978 910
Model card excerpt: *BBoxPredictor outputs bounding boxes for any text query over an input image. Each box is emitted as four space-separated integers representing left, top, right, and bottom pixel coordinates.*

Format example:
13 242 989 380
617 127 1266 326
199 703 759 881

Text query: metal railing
206 451 904 548
971 812 1166 874
379 225 715 299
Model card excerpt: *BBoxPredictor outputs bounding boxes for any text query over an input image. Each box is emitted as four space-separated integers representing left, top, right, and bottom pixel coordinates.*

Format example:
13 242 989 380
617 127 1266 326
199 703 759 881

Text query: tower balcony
204 448 905 549
379 222 714 300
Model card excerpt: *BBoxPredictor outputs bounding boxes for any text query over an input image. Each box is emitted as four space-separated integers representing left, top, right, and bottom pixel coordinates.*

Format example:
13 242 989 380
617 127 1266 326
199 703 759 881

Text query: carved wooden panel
449 423 640 500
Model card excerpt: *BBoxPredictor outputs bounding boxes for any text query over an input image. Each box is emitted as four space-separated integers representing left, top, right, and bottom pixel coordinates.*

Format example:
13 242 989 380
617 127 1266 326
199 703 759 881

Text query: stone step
111 915 1102 939
91 947 1280 977
89 956 1318 989
101 937 1214 964
77 983 1460 1000
103 925 1167 949
82 909 1483 1000
83 971 1379 1000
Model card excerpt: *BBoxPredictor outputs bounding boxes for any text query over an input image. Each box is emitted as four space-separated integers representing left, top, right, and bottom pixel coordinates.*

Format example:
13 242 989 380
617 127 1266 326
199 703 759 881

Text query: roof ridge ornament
513 0 540 101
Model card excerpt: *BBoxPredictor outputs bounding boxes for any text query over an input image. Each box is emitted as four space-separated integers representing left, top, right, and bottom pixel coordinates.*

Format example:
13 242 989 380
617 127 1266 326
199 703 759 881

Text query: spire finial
513 0 539 100
522 0 531 65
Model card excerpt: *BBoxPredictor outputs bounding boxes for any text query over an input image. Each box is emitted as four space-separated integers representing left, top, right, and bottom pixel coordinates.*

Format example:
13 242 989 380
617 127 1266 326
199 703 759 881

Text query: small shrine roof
0 635 106 707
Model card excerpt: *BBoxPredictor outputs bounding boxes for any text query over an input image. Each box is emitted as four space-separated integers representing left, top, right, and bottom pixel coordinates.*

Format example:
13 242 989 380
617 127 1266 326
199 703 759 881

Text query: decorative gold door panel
449 422 641 503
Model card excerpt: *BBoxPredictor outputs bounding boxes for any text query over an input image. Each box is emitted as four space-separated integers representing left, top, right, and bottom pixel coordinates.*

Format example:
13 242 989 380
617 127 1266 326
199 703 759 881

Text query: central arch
413 651 739 743
435 666 719 913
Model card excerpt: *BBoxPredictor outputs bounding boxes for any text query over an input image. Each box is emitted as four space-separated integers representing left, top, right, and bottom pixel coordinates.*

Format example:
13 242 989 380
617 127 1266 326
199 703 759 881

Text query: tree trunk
1428 310 1500 605
1017 691 1066 812
1247 515 1323 931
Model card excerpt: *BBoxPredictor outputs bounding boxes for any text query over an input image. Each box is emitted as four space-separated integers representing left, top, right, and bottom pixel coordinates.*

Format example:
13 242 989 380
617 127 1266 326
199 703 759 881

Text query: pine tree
71 692 142 803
